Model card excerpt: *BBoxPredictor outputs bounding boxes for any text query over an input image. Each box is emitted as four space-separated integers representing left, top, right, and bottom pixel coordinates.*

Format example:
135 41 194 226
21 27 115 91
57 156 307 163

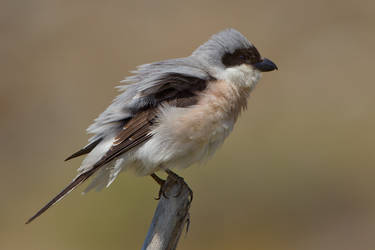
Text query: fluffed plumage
26 28 277 224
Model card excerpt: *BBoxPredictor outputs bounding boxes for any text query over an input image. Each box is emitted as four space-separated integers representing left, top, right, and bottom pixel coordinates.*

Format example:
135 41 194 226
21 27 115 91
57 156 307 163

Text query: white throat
217 64 261 90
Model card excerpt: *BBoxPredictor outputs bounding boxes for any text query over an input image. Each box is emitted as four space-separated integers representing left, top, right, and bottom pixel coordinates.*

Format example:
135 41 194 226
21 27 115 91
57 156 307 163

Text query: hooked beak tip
254 58 278 72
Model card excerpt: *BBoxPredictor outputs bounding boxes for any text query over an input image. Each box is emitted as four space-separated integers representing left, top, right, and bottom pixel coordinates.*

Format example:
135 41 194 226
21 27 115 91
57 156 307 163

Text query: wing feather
26 72 212 224
26 109 156 224
64 137 103 161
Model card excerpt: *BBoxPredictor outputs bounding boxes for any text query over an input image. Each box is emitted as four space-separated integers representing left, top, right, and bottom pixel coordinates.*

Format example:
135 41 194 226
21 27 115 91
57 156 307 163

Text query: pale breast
134 80 251 174
172 80 249 141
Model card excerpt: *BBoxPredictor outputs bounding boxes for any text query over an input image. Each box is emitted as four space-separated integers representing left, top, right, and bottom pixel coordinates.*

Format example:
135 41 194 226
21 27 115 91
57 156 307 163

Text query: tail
25 170 95 224
64 138 102 161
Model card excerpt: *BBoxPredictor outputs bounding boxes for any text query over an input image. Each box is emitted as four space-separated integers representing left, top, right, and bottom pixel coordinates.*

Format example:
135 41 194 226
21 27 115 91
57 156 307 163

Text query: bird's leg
165 169 193 202
151 173 165 186
150 173 165 200
150 170 193 202
150 171 179 200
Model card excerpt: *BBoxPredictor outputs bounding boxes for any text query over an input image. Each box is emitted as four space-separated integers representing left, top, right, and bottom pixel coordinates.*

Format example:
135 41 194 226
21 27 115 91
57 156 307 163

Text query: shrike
26 28 277 224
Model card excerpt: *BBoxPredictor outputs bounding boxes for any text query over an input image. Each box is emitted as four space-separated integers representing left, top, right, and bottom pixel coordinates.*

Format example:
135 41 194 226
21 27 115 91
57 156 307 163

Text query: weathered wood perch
142 175 192 250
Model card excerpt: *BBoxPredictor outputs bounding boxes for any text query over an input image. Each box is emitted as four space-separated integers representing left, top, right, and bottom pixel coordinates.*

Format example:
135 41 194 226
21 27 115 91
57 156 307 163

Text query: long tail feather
25 170 95 224
65 138 102 161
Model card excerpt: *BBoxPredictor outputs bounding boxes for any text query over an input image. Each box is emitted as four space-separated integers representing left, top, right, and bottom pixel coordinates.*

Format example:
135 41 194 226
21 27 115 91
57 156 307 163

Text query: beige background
1 0 375 249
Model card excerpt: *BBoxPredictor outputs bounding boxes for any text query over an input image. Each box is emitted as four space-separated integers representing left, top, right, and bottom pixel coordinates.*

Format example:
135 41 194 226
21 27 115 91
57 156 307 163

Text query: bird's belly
134 105 236 174
170 114 235 167
134 80 249 175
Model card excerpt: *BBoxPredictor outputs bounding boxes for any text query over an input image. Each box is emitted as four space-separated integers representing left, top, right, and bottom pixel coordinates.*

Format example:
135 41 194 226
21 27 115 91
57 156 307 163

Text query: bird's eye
239 55 246 60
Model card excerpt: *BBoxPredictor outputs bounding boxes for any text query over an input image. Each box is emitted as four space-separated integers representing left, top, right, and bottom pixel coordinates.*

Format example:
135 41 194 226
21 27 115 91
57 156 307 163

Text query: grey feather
87 29 251 140
192 28 253 69
26 28 259 224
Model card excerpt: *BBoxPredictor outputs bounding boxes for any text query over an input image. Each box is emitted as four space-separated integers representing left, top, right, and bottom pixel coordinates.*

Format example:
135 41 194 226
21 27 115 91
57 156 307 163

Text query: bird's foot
150 173 166 200
165 169 193 203
150 170 193 203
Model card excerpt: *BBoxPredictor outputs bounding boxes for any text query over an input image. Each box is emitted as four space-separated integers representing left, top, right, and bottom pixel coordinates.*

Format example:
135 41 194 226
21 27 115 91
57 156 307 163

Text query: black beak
254 58 278 72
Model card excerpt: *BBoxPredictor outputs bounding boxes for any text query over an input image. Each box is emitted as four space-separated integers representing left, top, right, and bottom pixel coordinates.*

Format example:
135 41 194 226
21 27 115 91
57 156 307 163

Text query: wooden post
142 175 192 250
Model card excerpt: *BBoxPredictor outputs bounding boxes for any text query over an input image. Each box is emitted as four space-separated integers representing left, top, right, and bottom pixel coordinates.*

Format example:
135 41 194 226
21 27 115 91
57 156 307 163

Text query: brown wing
26 72 209 224
92 108 157 168
64 72 208 162
26 109 157 224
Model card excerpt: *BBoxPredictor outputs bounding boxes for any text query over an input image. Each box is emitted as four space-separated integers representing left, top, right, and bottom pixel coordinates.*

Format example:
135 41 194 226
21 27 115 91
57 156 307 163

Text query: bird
26 28 277 224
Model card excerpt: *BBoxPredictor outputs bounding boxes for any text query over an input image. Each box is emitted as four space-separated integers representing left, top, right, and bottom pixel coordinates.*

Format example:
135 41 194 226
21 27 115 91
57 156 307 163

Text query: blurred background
1 0 375 249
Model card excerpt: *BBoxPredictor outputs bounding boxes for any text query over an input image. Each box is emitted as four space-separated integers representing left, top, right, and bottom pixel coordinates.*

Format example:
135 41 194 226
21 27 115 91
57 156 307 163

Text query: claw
165 169 193 203
159 185 169 200
154 189 162 200
151 170 193 202
165 169 184 197
173 178 184 198
151 173 166 200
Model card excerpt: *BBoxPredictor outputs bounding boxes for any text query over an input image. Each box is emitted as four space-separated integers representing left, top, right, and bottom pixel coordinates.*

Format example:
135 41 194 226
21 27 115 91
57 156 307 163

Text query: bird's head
191 29 277 88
